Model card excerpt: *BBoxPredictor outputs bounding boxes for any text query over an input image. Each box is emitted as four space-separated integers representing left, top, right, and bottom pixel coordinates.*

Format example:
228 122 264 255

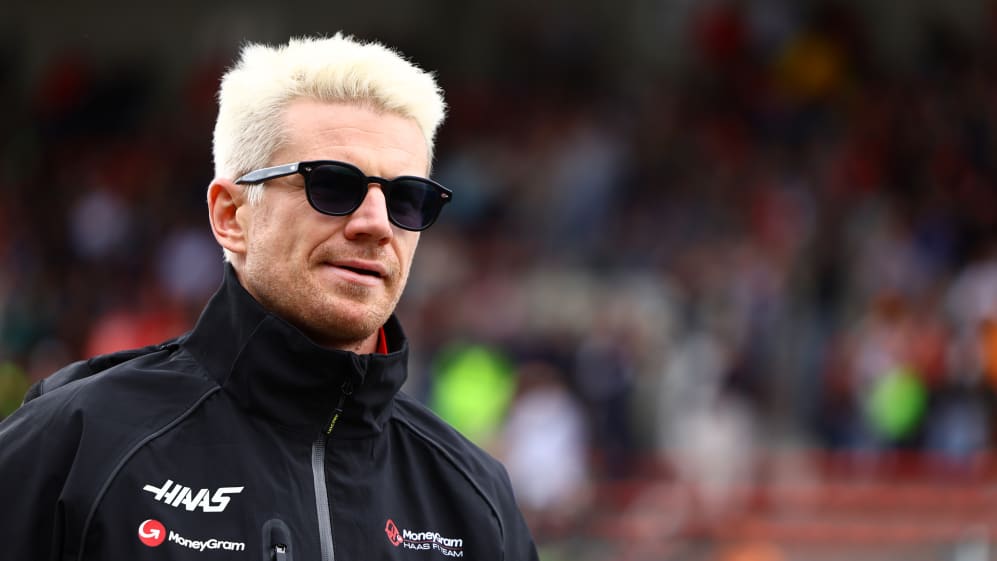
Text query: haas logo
138 519 166 547
385 519 403 547
143 479 244 513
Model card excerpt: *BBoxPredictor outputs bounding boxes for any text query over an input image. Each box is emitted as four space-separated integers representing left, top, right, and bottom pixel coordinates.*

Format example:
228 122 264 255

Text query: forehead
275 99 430 176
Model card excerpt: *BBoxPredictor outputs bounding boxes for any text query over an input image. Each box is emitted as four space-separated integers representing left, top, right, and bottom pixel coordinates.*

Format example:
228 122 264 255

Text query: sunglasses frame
235 160 453 231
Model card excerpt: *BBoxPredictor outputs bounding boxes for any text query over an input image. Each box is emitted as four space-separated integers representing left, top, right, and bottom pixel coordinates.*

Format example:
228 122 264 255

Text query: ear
207 178 248 260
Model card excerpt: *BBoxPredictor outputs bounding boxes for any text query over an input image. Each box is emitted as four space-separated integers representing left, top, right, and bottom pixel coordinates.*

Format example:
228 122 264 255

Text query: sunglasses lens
307 164 366 215
388 179 444 230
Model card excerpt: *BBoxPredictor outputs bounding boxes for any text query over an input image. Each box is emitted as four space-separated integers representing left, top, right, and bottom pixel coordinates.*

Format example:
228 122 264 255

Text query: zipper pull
263 519 292 561
323 378 355 435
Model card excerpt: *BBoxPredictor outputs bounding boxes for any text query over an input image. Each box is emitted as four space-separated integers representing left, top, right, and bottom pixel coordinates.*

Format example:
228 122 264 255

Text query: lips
327 259 388 279
339 265 381 277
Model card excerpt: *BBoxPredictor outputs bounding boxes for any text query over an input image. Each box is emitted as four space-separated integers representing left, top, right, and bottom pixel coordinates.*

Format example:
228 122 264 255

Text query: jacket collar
183 265 409 438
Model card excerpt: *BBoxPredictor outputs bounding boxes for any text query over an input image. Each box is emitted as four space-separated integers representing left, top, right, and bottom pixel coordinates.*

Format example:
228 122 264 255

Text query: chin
306 301 390 342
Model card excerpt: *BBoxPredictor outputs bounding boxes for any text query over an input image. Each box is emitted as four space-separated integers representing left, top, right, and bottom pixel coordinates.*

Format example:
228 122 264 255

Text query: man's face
234 99 428 350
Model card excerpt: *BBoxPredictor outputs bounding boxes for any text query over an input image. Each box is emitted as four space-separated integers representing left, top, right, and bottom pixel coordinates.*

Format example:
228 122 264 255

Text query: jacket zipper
311 378 354 561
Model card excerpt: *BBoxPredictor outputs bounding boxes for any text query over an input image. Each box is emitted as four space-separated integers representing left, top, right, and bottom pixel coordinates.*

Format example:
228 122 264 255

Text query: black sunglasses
235 160 453 231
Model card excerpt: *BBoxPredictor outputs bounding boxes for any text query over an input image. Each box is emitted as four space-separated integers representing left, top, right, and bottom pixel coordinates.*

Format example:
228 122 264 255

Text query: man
0 35 539 560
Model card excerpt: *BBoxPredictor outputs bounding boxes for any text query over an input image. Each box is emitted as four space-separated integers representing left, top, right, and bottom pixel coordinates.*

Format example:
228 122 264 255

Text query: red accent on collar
376 327 388 354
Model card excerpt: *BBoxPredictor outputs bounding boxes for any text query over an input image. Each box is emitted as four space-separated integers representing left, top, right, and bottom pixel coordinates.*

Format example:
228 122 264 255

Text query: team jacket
0 266 539 561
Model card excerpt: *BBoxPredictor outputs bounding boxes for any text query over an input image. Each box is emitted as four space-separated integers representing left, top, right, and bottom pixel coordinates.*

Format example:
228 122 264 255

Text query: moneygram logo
137 519 246 552
138 519 166 547
168 531 246 552
383 519 464 557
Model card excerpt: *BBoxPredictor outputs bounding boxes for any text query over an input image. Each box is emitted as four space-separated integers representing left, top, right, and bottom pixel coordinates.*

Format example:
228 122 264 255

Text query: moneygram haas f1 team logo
384 519 464 558
138 519 166 547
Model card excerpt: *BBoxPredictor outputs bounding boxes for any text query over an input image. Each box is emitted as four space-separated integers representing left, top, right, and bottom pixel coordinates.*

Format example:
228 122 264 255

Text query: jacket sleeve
0 395 83 561
496 465 541 561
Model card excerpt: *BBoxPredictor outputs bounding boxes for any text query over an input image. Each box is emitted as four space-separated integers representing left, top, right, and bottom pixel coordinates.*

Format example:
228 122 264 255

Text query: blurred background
4 0 997 559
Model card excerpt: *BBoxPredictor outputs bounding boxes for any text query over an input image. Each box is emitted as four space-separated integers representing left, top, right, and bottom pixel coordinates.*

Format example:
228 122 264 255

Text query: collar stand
183 265 409 437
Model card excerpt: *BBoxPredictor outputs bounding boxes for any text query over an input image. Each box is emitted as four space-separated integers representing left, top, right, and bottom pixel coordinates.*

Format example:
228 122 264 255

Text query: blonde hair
212 33 447 187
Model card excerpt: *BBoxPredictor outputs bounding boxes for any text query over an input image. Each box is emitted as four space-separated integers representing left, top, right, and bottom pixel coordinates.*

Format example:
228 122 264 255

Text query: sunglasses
235 160 453 231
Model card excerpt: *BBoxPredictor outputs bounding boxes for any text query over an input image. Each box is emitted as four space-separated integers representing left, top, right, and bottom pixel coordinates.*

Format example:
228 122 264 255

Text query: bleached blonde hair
212 33 447 198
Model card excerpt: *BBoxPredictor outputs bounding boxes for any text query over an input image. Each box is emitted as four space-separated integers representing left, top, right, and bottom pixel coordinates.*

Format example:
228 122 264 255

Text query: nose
343 184 393 244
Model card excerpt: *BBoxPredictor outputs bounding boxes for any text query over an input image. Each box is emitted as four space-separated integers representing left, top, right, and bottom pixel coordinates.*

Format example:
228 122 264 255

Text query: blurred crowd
4 1 997 553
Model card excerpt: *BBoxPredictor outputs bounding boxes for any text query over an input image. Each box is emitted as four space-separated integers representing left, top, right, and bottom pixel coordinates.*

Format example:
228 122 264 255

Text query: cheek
398 233 421 271
245 205 277 253
251 199 314 255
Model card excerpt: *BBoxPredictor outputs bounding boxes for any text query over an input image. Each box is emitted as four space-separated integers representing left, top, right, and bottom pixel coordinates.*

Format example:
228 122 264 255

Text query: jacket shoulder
22 337 183 404
14 340 217 433
392 391 506 473
0 342 220 560
391 391 516 512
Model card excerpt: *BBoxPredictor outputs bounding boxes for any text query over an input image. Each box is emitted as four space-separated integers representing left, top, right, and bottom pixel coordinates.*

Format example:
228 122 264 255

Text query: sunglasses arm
235 162 302 185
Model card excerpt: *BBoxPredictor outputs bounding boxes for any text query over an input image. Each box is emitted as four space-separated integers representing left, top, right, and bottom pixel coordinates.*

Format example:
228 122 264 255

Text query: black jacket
0 266 538 561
